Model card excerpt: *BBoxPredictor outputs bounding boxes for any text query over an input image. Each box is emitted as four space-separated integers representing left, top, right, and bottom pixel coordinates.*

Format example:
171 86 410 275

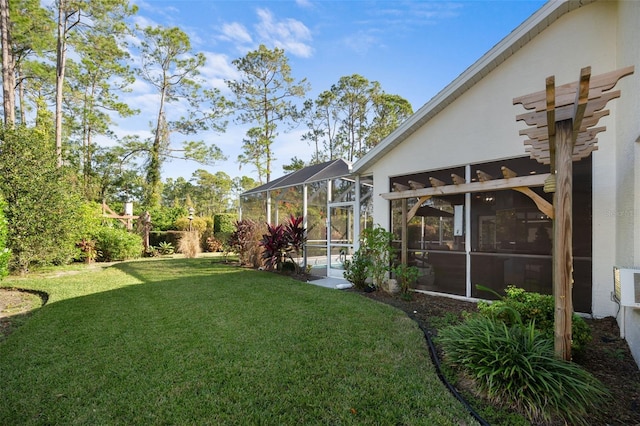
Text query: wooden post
401 198 408 265
553 119 574 361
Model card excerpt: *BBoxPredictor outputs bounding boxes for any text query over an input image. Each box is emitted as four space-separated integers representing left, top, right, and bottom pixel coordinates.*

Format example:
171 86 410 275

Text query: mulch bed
361 289 640 426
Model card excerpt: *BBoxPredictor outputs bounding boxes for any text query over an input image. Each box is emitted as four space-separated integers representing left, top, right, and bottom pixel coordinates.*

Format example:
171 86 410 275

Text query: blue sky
123 0 546 183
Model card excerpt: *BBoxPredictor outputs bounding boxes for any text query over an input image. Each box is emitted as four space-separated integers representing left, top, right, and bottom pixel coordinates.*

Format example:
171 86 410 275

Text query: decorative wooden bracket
501 167 554 219
513 65 634 165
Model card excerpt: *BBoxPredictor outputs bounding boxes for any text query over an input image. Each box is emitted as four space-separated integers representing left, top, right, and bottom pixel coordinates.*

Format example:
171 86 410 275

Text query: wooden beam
500 166 518 179
573 66 591 135
554 119 574 361
102 214 139 219
513 65 634 111
546 76 557 173
476 170 493 182
429 177 446 187
381 173 549 200
451 174 466 185
393 182 410 192
512 187 554 219
401 198 408 266
407 195 432 222
546 76 556 136
408 180 425 189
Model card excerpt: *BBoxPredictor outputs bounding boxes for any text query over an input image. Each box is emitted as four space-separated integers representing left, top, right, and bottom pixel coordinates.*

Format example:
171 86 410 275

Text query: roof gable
351 0 595 174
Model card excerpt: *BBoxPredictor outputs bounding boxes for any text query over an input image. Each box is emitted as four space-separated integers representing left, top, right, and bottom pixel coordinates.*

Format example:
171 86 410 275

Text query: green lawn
0 257 476 425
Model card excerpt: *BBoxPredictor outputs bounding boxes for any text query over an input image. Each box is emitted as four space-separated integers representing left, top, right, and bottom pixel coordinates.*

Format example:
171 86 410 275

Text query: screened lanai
240 159 373 278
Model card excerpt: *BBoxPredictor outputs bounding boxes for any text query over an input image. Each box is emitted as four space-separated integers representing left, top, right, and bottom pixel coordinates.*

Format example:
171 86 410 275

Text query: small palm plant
157 241 175 255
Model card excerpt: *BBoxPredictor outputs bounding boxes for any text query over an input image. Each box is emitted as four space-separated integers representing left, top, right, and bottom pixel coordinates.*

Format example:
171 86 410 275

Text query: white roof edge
352 0 593 175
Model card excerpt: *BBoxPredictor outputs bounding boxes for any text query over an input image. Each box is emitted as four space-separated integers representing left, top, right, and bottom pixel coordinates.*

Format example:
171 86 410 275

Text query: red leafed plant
259 215 306 273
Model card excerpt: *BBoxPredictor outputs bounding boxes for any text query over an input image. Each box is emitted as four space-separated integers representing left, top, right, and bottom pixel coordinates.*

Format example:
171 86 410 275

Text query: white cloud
254 8 313 58
200 52 239 92
295 0 314 9
219 22 253 45
342 31 380 56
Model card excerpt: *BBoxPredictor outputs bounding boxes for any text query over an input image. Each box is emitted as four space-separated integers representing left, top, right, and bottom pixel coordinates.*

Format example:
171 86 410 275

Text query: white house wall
615 1 640 366
366 2 637 322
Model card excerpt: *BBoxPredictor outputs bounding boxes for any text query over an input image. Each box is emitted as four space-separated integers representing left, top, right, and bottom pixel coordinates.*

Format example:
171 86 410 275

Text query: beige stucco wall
365 2 632 312
615 0 640 366
363 0 640 365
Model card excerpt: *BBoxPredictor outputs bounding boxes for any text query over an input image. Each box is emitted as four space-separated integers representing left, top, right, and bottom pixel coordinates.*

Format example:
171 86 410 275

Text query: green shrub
95 227 143 261
214 213 236 233
360 225 395 289
478 285 592 356
0 194 10 279
393 263 420 295
146 206 187 231
174 216 208 233
0 125 82 272
343 250 370 290
438 316 609 425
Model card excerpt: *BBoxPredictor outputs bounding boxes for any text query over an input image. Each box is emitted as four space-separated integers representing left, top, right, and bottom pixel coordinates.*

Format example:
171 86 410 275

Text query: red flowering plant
260 215 306 274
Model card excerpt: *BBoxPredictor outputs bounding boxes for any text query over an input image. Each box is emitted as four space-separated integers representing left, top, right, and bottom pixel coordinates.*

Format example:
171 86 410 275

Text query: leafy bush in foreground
477 285 592 356
0 125 82 272
438 316 608 425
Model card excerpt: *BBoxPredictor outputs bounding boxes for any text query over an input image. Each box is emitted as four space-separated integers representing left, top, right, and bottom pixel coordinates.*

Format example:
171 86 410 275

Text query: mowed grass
0 258 476 425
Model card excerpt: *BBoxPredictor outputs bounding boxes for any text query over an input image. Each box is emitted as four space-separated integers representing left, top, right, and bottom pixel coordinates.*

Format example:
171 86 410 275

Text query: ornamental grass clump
177 231 201 258
438 316 609 425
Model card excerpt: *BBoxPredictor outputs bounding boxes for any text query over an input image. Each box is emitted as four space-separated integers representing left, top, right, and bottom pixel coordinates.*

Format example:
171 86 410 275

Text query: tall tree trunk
55 0 67 167
0 0 15 127
146 87 167 206
17 67 25 124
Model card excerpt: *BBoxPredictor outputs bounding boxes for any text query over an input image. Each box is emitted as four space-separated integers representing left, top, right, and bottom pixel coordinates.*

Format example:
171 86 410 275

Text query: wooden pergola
514 65 634 360
381 65 634 361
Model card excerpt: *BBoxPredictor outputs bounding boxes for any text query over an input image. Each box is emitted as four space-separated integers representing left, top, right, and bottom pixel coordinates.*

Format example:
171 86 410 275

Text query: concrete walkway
308 277 352 289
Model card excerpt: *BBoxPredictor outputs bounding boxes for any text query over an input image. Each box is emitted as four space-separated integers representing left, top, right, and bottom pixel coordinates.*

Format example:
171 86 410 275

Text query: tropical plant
157 241 174 255
286 215 306 269
259 215 307 274
260 223 288 271
438 316 608 425
477 285 592 356
228 219 262 268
